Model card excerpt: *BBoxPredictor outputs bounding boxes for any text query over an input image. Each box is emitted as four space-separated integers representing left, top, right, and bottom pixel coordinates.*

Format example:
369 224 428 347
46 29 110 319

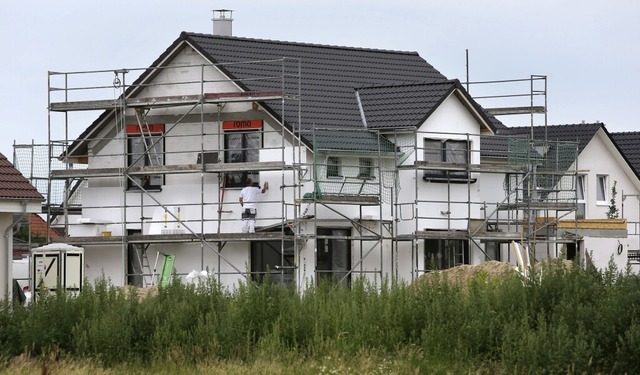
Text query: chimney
212 9 233 36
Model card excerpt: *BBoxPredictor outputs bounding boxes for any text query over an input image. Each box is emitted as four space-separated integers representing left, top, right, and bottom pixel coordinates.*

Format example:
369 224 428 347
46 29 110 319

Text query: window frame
576 174 586 219
326 156 342 179
316 228 351 286
250 239 295 286
423 138 471 182
224 129 261 188
424 238 469 271
596 174 608 205
484 241 501 262
357 157 374 179
126 131 165 191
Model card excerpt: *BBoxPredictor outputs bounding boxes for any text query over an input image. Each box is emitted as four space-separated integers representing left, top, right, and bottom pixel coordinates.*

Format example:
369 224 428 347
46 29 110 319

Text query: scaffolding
45 58 308 287
43 58 398 288
389 126 579 280
302 127 397 283
39 55 585 288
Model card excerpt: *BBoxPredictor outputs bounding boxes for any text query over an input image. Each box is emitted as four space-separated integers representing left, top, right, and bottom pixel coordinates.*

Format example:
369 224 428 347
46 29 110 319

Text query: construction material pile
415 258 575 290
416 260 518 287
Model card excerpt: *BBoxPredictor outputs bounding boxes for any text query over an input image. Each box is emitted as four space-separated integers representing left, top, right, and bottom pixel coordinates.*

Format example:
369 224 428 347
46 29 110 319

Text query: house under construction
19 19 615 289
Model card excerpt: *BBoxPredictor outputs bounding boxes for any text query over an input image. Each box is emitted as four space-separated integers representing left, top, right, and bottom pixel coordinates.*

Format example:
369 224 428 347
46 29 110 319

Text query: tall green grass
2 259 640 373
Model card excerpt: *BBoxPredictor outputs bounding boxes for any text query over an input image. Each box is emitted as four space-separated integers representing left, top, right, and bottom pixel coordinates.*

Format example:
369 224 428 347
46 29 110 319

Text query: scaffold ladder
134 108 160 166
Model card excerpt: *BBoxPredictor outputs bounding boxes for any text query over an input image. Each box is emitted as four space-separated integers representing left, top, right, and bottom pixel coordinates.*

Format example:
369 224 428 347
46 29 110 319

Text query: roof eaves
450 80 496 134
602 126 640 183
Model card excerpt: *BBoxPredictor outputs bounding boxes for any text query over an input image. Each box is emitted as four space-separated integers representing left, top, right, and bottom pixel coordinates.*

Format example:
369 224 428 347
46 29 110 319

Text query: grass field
2 257 640 374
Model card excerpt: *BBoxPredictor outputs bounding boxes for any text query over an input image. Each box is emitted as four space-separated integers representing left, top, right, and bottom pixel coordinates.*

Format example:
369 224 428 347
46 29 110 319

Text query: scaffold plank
485 106 546 116
50 161 290 179
49 91 285 112
51 232 290 245
302 194 380 205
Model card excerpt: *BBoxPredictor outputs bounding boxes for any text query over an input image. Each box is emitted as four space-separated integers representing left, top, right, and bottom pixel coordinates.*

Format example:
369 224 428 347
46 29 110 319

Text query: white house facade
40 26 638 291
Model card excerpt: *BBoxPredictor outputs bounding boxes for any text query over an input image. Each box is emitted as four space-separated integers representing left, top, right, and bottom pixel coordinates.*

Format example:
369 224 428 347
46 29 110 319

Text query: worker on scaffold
239 178 269 233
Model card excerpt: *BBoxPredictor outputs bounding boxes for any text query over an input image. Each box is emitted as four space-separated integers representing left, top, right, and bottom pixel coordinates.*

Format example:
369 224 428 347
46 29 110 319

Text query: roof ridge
182 31 422 56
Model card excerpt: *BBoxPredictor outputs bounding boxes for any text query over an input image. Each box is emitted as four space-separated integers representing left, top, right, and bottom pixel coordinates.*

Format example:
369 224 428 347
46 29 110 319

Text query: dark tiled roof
482 123 602 157
68 32 504 156
356 81 455 130
503 123 601 154
0 153 44 201
480 133 527 158
356 80 495 132
611 131 640 177
184 33 447 134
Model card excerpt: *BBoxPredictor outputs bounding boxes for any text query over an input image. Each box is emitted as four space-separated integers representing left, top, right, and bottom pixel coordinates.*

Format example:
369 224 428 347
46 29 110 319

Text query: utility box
31 243 84 301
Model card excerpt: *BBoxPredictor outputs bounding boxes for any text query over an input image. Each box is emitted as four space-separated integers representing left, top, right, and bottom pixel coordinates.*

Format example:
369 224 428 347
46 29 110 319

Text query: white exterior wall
578 131 639 221
572 130 640 272
583 237 629 272
394 93 486 279
0 213 12 299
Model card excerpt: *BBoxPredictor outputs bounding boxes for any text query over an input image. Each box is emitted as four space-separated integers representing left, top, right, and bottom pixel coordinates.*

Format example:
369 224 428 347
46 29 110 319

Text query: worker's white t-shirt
239 186 261 209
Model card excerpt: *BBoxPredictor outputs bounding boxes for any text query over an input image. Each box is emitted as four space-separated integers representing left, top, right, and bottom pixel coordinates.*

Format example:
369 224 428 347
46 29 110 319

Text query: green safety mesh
311 128 401 204
13 143 87 207
506 138 579 204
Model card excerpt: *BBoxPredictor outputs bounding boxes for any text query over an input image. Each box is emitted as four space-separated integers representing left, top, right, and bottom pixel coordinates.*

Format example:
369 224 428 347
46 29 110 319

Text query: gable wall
77 44 304 236
397 94 483 233
575 130 640 270
394 93 486 277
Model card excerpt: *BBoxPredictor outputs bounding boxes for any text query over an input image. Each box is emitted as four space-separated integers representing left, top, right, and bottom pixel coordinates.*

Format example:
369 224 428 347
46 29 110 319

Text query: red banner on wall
222 119 263 131
126 124 165 134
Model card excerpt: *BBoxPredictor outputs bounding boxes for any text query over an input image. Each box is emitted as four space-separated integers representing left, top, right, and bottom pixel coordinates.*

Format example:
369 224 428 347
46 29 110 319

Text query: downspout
3 200 28 301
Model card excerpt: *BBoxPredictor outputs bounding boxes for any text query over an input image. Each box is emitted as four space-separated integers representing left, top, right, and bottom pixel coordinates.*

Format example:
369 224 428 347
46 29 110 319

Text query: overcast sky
1 0 639 162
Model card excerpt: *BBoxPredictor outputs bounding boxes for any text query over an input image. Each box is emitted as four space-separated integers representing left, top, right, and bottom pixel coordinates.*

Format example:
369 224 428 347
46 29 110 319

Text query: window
424 238 469 271
576 174 586 219
326 156 342 178
127 132 164 190
224 131 260 188
127 230 144 287
596 175 608 204
316 228 351 286
484 242 501 262
251 239 295 285
423 138 470 180
358 157 373 179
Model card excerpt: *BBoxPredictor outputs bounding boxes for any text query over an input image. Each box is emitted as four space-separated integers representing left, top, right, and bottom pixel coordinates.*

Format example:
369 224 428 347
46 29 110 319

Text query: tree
606 180 620 219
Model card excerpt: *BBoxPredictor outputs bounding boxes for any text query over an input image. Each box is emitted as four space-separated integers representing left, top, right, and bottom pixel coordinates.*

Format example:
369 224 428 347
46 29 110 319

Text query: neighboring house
482 123 640 271
43 20 633 289
12 213 61 258
0 152 44 300
611 131 640 267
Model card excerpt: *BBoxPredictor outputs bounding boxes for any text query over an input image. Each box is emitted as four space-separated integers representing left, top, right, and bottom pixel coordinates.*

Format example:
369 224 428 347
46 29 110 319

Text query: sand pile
417 261 517 287
121 285 158 300
415 258 575 289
